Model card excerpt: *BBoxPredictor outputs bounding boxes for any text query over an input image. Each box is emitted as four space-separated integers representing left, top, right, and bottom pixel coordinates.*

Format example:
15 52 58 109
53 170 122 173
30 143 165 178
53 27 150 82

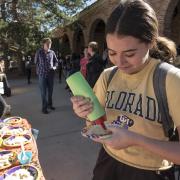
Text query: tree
0 0 90 28
0 0 91 73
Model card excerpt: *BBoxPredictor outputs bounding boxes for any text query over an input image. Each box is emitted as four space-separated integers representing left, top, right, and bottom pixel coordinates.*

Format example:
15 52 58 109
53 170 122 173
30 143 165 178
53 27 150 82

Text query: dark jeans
92 147 175 180
26 69 31 84
58 67 62 81
38 71 55 111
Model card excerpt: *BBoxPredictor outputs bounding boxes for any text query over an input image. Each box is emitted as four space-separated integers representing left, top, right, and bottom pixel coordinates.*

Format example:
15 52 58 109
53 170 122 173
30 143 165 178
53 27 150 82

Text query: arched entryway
59 34 71 57
52 38 61 56
73 29 85 55
89 19 106 55
164 0 180 45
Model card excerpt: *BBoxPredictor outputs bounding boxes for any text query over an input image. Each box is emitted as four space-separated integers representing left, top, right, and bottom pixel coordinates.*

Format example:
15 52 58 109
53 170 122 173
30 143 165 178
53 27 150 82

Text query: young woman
71 0 180 179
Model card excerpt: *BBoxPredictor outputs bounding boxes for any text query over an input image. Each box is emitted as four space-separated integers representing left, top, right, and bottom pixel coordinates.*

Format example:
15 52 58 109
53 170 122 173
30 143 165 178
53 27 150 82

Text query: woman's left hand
92 126 137 150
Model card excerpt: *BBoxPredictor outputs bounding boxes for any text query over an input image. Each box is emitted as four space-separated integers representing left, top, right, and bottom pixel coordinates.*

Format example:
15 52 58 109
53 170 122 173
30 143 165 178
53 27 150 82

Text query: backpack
107 62 180 179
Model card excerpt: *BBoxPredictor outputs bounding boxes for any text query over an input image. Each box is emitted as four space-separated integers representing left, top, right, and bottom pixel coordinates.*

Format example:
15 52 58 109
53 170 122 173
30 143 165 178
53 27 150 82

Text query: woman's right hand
70 96 93 119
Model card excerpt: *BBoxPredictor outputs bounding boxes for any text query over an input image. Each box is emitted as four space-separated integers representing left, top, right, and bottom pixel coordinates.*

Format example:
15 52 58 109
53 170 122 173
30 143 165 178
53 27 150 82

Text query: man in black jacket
86 42 104 88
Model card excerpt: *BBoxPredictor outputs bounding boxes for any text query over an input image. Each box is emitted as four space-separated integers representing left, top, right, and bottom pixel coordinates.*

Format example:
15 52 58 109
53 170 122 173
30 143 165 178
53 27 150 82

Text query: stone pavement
4 76 100 180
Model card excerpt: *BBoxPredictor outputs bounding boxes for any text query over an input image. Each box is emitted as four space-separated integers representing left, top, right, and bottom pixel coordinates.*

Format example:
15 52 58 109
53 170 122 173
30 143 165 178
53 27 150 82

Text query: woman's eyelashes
108 50 116 56
125 53 135 58
108 52 135 58
109 53 116 56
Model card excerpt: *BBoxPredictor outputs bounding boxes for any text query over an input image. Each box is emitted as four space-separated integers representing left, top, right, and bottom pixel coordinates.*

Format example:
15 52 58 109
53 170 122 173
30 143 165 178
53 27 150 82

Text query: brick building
52 0 180 56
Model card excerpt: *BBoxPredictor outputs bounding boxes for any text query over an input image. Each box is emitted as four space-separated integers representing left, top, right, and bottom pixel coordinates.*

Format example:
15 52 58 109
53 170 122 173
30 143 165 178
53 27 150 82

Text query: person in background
86 41 104 88
21 56 26 75
25 56 32 84
0 60 11 97
65 55 71 78
71 0 180 179
65 53 80 93
69 53 80 76
80 47 89 78
62 55 67 78
58 53 63 83
34 38 58 114
102 49 109 68
0 60 5 73
0 62 11 116
64 55 72 90
0 95 11 117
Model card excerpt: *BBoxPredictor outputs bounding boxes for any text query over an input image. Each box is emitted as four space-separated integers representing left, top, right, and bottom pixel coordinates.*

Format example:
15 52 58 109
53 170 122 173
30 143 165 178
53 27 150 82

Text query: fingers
77 108 92 119
91 127 117 143
91 129 113 143
71 96 89 105
91 137 104 143
91 135 113 146
106 126 119 132
70 96 84 103
75 102 93 114
105 124 122 131
71 96 93 118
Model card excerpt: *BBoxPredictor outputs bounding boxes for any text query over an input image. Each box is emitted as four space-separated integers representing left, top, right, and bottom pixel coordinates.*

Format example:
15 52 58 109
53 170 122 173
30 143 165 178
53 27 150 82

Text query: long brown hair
106 0 177 63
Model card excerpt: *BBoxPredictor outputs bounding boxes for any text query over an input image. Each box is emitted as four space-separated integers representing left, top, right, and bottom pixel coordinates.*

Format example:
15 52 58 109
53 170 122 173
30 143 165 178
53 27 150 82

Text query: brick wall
53 0 180 53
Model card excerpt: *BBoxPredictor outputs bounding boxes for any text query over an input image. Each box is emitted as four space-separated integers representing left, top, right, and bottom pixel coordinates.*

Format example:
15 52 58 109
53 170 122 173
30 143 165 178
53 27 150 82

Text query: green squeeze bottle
66 72 107 129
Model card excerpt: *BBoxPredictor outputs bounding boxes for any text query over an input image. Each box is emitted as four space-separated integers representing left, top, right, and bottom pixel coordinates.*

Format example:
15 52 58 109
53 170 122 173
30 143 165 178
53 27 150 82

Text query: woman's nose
116 56 127 67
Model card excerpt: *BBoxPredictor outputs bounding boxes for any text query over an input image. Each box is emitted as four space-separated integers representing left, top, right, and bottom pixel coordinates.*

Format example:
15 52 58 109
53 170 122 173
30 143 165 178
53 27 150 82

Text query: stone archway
60 34 71 57
51 38 61 56
89 19 106 55
73 29 85 55
164 0 180 40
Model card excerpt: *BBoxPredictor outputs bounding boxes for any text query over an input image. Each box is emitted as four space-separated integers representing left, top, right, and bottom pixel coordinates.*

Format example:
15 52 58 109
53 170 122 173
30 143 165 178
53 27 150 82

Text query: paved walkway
5 76 100 180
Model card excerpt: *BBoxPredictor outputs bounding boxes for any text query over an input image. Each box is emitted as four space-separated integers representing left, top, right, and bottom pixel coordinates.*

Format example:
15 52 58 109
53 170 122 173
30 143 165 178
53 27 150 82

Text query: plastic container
66 72 106 128
18 151 32 165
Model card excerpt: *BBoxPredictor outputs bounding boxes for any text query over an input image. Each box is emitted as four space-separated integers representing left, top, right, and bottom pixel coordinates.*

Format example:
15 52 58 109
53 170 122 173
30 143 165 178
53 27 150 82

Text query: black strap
153 62 175 138
107 66 118 88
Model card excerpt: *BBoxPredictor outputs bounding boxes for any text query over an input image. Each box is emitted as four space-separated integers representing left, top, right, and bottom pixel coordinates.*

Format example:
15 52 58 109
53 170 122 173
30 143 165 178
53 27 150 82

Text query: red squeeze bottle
66 72 107 130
